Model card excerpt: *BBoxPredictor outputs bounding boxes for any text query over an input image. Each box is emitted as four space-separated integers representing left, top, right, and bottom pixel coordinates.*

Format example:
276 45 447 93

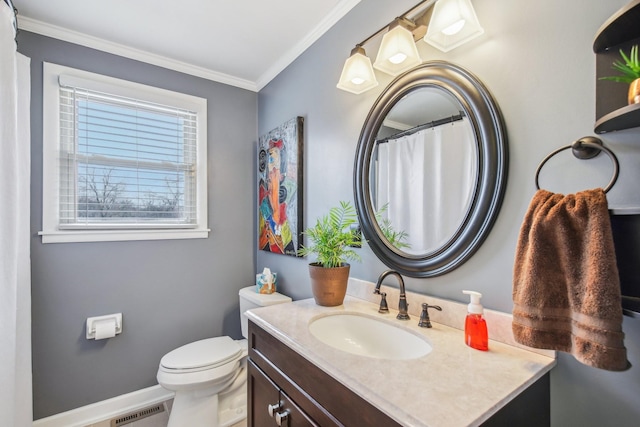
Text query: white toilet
157 286 292 427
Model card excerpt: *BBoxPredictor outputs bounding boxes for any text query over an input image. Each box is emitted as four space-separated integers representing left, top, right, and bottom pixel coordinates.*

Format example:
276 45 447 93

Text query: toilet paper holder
86 313 123 339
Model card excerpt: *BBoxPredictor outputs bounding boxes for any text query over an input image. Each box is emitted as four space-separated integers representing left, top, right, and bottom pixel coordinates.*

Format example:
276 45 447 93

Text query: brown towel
513 189 630 371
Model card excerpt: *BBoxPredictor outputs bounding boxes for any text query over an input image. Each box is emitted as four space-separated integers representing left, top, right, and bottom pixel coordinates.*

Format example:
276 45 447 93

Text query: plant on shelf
600 44 640 105
298 201 361 306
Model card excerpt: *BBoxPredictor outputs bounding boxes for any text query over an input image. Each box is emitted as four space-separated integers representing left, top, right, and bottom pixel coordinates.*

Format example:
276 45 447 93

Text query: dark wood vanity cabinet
248 319 550 427
248 320 402 427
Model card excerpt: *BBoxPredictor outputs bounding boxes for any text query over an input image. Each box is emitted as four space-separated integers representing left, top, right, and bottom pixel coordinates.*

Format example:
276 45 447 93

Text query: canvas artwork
258 117 304 256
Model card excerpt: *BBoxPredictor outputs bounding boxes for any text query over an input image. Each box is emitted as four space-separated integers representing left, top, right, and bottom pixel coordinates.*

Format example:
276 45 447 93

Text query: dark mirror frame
354 61 508 277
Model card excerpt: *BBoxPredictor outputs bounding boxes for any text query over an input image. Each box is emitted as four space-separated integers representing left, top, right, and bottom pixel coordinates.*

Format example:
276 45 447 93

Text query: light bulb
442 19 466 35
388 52 408 64
351 77 365 85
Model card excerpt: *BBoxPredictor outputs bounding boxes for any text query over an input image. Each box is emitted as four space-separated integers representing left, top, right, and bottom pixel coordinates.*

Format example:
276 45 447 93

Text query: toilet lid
160 336 242 371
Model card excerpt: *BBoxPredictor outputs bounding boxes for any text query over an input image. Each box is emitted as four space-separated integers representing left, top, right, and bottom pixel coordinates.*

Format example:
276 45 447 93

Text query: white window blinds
58 81 198 229
41 63 208 243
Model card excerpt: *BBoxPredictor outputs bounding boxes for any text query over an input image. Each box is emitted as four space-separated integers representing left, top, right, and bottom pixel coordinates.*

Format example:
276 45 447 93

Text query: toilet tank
239 286 292 338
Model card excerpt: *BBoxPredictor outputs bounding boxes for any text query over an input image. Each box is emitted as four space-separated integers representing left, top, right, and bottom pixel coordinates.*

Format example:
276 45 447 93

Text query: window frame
41 62 209 243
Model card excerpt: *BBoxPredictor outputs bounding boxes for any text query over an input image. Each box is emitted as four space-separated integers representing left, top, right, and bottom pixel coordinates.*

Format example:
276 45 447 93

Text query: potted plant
298 201 361 306
600 44 640 105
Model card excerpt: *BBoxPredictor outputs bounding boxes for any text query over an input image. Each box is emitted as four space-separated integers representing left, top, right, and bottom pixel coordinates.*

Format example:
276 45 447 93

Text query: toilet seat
160 336 242 373
157 337 246 392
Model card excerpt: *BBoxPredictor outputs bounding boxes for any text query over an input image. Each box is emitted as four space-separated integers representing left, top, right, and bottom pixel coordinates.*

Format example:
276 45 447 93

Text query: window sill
38 228 210 244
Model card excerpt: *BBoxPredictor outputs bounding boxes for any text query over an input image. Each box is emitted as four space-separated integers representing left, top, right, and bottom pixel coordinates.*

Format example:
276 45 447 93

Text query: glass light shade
424 0 484 52
337 47 379 94
373 23 422 76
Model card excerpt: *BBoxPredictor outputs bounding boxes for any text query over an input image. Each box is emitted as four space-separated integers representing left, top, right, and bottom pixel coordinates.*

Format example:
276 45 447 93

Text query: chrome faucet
374 270 409 320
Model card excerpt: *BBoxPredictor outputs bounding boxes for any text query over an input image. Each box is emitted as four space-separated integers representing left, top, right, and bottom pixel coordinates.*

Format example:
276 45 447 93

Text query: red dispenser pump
463 290 488 351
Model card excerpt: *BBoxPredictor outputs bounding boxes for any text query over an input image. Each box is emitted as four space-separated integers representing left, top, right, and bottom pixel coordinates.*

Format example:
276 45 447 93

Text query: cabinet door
248 360 280 427
249 360 319 427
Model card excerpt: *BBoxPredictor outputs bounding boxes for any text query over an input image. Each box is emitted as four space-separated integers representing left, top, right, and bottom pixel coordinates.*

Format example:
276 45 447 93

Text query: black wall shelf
593 0 640 133
610 213 640 318
595 2 640 318
595 103 640 134
593 0 640 53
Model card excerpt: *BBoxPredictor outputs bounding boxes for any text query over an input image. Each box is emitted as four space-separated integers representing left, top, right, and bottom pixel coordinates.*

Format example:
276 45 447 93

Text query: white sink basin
308 313 432 360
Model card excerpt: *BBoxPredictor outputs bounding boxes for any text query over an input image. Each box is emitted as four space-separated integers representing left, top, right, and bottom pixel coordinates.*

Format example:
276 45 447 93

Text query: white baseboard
33 385 174 427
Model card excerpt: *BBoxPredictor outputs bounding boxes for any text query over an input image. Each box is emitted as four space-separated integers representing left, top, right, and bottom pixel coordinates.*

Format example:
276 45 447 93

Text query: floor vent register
110 403 165 426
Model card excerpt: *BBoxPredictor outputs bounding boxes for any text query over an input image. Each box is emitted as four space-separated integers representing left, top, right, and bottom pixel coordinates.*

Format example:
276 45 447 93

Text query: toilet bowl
157 286 292 427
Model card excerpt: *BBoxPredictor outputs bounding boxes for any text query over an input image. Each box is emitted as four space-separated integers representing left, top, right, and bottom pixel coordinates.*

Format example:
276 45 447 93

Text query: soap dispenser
462 290 488 351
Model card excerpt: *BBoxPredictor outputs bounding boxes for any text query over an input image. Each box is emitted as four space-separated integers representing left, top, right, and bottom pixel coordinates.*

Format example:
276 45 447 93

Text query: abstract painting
258 117 304 256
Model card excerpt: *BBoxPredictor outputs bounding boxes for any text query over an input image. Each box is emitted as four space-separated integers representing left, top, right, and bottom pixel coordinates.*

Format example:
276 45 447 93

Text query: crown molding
255 0 362 90
18 16 259 92
19 0 361 93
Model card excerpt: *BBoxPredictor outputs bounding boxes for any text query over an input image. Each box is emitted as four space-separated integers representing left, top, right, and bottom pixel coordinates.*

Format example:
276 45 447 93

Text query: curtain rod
376 112 466 144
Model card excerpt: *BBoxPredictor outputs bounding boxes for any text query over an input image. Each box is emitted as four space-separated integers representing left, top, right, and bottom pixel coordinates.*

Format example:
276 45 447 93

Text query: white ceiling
14 0 361 91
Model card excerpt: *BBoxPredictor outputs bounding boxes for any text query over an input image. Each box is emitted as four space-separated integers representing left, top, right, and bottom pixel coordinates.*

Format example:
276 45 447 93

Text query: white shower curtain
1 3 33 426
377 118 475 254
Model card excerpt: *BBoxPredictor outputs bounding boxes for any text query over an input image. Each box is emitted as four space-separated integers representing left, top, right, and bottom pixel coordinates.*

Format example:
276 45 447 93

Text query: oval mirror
354 62 508 277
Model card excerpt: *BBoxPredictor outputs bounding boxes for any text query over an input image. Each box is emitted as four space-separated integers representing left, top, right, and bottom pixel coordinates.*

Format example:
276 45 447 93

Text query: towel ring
535 136 619 193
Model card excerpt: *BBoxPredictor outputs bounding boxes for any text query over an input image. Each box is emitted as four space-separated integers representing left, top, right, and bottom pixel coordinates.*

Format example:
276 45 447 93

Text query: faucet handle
418 303 442 328
378 292 389 314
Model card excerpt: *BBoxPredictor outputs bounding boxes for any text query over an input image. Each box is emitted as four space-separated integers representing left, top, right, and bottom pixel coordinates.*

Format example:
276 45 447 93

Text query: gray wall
18 32 257 419
257 0 640 426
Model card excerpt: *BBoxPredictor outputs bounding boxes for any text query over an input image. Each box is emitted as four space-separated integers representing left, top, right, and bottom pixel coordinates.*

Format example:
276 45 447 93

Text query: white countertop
247 294 556 427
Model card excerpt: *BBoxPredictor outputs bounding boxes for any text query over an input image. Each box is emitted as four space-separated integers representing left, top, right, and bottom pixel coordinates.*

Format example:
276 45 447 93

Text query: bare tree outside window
78 168 184 219
78 168 134 218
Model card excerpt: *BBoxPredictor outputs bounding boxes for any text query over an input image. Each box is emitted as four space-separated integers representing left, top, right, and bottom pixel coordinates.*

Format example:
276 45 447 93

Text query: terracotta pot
629 78 640 105
308 263 350 306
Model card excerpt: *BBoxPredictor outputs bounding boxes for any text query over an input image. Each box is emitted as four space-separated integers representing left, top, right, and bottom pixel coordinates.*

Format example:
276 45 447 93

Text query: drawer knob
267 402 282 417
275 409 290 426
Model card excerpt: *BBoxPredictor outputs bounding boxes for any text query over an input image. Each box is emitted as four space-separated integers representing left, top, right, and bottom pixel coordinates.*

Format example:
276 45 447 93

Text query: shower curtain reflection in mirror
375 118 476 255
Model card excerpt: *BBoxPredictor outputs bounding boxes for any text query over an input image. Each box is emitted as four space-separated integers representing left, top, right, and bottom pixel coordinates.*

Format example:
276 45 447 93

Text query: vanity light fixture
424 0 484 52
373 18 422 76
337 0 484 95
336 0 434 95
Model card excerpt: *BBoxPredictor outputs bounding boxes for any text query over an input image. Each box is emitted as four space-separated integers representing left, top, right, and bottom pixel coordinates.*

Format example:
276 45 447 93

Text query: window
41 63 209 243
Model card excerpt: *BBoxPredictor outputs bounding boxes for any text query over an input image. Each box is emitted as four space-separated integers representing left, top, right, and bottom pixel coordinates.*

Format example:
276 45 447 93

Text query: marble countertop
247 294 556 427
